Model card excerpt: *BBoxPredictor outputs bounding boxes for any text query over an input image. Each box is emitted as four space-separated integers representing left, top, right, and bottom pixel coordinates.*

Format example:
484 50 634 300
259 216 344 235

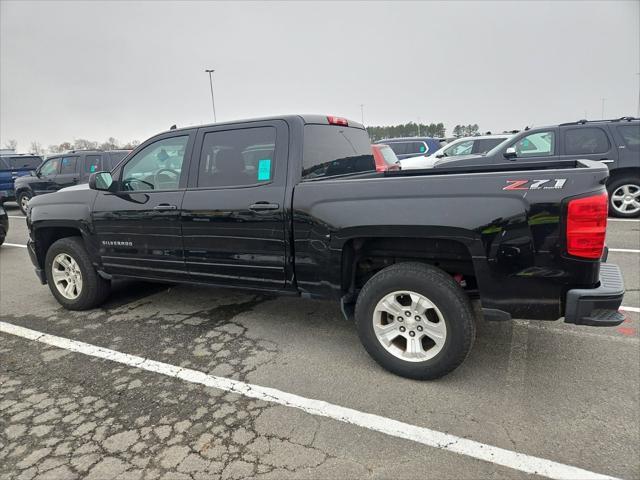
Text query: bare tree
3 139 18 151
122 140 140 150
73 138 98 150
29 141 44 155
99 137 120 151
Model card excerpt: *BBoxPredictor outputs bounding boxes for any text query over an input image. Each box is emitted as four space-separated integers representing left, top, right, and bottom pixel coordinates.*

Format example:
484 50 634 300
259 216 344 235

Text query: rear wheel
355 262 476 380
18 191 31 216
607 175 640 218
45 237 110 310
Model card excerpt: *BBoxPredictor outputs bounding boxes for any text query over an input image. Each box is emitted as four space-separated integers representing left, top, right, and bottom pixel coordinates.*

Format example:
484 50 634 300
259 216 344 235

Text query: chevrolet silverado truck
26 115 625 379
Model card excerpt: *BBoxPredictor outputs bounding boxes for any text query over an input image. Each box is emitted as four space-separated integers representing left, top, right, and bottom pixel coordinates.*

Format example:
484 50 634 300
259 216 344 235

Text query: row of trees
366 122 484 141
4 122 486 155
367 123 446 142
3 138 140 156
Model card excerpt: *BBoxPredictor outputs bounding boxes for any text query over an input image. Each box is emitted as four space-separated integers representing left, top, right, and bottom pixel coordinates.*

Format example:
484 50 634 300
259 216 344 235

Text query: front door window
121 136 188 191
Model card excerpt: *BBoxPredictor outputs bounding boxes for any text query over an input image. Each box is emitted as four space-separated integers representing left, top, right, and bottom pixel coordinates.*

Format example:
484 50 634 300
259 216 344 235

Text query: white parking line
2 243 27 248
8 215 25 219
621 306 640 313
608 218 640 223
609 248 640 253
0 321 621 480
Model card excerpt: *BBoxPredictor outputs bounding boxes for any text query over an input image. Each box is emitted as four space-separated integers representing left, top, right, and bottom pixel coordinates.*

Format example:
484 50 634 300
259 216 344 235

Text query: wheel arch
31 222 94 271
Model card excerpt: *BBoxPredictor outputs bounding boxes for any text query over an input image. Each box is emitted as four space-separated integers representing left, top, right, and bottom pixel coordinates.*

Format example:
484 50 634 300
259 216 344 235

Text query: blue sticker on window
90 165 97 172
419 145 426 152
257 159 271 181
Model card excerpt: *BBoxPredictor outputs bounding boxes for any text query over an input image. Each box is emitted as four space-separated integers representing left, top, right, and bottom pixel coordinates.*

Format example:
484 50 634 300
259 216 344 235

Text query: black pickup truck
26 115 625 379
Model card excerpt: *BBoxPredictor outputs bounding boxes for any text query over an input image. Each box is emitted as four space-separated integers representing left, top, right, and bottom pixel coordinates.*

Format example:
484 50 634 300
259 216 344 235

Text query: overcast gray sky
1 0 639 151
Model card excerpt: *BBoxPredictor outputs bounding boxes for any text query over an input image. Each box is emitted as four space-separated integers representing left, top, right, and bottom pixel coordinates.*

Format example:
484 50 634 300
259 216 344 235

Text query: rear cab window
1 156 42 170
302 125 374 180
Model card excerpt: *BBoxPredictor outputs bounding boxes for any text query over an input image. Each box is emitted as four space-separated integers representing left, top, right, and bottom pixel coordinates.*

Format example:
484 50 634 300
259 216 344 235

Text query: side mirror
504 147 518 160
89 171 114 191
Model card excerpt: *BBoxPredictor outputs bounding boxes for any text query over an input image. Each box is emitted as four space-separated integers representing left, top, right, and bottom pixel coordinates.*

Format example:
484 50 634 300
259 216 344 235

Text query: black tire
0 235 5 246
607 175 640 218
17 191 31 216
45 236 110 310
355 262 476 380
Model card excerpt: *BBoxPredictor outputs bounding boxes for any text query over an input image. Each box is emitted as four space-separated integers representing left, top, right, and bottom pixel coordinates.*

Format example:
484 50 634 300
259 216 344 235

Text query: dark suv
14 149 130 214
434 117 640 217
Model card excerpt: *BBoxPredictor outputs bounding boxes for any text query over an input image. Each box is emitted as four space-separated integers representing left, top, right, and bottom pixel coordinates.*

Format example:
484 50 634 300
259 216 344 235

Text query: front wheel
17 191 31 216
607 175 640 218
45 237 111 310
355 262 476 380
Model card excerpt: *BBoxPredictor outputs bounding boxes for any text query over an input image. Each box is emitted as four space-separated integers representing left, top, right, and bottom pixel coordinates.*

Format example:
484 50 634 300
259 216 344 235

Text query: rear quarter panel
292 163 608 319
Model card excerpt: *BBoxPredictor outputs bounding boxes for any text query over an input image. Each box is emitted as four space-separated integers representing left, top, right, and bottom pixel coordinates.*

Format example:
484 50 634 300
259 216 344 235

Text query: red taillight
566 192 608 259
327 116 348 126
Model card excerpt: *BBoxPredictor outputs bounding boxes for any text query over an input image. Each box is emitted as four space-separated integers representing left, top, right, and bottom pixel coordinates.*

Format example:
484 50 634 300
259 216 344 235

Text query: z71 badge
503 179 567 191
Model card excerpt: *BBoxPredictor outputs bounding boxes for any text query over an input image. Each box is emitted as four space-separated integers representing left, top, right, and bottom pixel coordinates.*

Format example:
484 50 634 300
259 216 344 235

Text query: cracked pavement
1 208 639 479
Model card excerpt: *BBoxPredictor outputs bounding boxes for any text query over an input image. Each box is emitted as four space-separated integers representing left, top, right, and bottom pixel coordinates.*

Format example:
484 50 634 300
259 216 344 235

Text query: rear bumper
27 239 46 284
564 263 625 327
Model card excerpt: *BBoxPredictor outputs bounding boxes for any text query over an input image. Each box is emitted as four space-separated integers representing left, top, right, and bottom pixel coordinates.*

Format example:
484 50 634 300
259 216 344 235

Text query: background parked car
374 137 442 160
372 144 401 172
14 149 130 214
434 117 640 217
0 204 7 245
0 153 43 205
400 134 513 170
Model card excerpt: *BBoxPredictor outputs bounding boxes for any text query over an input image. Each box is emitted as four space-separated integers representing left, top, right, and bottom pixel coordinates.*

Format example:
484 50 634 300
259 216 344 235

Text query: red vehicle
372 144 401 172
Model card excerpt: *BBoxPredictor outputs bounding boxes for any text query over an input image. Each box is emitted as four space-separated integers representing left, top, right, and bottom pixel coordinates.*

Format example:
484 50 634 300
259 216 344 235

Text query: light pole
205 69 217 122
601 97 606 119
360 104 364 124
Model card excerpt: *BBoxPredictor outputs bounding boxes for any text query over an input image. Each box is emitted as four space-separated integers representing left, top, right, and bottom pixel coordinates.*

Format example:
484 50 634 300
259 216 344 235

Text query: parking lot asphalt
1 202 639 480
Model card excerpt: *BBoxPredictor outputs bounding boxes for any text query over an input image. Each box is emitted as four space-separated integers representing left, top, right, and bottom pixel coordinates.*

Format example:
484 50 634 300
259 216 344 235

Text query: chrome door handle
154 204 177 210
249 202 279 211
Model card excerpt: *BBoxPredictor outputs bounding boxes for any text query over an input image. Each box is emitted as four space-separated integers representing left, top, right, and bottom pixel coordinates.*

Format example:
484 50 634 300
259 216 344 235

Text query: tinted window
198 127 276 188
617 125 640 151
40 158 60 176
473 138 506 154
513 131 555 157
387 142 408 156
303 125 374 180
84 155 102 174
121 136 188 191
60 156 78 174
108 151 129 167
2 156 42 169
564 127 610 155
410 142 428 154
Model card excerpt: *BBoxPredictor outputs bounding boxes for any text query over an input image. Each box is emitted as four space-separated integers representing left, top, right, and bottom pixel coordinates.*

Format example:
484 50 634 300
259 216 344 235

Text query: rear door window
84 155 102 174
302 125 374 180
387 142 408 156
617 125 640 151
564 127 610 155
60 156 78 174
197 127 276 188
